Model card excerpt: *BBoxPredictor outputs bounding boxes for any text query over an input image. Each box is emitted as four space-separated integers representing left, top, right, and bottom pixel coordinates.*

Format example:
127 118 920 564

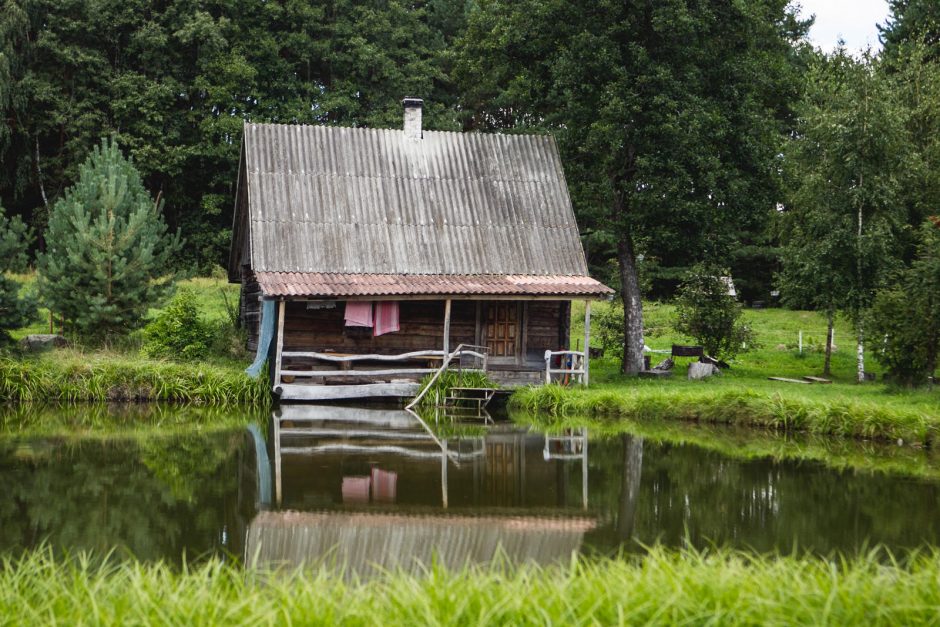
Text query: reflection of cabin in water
228 98 613 401
244 405 594 573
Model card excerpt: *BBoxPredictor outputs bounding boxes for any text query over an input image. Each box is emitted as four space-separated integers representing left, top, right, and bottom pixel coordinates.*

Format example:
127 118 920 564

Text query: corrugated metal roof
242 123 592 276
255 271 613 298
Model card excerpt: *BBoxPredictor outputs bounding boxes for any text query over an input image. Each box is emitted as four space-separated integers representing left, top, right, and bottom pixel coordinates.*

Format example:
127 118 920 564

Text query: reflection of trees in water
578 436 940 556
617 435 643 541
0 431 243 562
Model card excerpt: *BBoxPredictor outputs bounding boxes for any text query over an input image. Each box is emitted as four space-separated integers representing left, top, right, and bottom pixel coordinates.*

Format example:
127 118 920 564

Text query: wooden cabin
229 98 613 401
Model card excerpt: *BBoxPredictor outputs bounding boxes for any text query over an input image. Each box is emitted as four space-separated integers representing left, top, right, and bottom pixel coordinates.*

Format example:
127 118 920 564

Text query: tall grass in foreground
0 352 269 405
3 548 940 625
510 385 939 445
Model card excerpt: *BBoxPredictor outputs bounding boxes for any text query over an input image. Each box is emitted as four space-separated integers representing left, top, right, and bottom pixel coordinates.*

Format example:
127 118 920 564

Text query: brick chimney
403 98 423 139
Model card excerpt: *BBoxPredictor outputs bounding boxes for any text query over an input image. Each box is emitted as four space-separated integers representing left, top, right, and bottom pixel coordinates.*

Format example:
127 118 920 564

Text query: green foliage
673 264 755 360
779 50 908 319
141 290 210 361
881 0 940 61
455 0 808 366
0 202 36 340
593 302 625 361
870 220 940 386
37 138 181 341
0 0 466 271
6 548 940 624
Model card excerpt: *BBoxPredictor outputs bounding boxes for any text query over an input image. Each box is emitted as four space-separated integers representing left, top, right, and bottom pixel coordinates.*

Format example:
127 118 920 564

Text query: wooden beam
281 350 445 362
443 298 452 355
277 382 420 401
279 368 437 377
583 300 591 387
273 300 286 389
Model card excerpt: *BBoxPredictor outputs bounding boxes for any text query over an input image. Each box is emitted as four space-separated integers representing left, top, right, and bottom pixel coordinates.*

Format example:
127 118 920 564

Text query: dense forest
1 0 938 377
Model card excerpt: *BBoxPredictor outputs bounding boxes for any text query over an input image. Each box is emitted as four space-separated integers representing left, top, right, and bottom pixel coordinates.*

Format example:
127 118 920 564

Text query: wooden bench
671 345 704 360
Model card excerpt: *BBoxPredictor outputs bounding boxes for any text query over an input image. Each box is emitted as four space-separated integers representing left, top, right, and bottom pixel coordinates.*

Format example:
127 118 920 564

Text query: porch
268 297 594 401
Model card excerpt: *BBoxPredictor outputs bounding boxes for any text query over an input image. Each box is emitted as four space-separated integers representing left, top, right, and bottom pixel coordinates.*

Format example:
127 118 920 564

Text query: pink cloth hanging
344 301 373 327
370 467 398 503
342 476 371 504
373 301 400 336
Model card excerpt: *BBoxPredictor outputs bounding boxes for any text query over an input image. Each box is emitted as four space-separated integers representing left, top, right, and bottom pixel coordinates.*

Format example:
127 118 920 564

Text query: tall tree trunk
824 309 834 377
617 434 644 542
856 172 865 383
617 235 645 374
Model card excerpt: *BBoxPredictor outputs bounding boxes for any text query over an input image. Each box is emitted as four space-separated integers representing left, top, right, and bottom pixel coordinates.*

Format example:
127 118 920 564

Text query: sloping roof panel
243 123 591 276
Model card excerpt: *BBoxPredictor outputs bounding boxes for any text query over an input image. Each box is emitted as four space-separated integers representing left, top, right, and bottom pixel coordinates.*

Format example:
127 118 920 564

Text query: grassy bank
0 350 268 404
546 300 940 445
3 549 940 625
510 384 939 445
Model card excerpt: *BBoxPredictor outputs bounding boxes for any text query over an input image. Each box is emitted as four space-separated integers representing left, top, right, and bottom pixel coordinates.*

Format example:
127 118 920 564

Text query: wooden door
485 303 519 358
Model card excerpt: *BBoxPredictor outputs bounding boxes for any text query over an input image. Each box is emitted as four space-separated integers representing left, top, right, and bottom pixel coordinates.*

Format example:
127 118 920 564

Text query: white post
544 349 552 384
274 300 286 389
583 300 591 386
799 330 803 354
441 439 449 509
443 299 452 356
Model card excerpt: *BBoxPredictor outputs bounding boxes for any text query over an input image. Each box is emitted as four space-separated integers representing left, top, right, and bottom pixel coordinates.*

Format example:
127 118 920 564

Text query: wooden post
273 414 282 507
273 300 286 389
583 300 591 386
443 298 452 355
441 439 449 509
582 429 589 511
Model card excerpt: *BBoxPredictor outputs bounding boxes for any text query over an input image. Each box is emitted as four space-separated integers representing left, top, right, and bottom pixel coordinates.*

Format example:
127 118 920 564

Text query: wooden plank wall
524 301 567 363
282 300 477 354
240 271 263 352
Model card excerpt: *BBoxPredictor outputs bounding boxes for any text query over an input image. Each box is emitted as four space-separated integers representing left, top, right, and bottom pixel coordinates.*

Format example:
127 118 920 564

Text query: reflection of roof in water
246 510 596 574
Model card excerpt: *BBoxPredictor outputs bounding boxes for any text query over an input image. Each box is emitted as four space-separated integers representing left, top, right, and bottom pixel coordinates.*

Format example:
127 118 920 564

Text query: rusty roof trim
255 272 614 299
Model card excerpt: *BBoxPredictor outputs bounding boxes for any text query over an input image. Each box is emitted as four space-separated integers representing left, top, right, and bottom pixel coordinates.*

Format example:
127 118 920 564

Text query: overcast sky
795 0 891 53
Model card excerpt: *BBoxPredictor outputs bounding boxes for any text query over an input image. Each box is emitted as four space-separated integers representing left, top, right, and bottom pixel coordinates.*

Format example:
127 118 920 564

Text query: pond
2 403 940 574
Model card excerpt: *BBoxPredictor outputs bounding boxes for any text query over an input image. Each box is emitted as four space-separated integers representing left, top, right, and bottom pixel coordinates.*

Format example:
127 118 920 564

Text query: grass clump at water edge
4 547 940 625
414 369 498 408
0 350 269 405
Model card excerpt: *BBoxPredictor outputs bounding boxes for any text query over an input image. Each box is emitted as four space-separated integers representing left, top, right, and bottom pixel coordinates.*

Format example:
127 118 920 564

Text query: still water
2 403 940 572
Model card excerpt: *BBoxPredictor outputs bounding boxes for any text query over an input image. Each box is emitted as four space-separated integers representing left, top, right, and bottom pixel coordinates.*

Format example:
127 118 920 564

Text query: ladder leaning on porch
406 344 489 411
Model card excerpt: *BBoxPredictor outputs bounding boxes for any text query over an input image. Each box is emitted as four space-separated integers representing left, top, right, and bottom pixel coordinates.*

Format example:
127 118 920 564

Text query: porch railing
278 349 447 380
543 350 586 385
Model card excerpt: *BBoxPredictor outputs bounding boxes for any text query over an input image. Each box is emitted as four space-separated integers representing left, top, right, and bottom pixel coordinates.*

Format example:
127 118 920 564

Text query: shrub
870 219 940 386
0 203 36 340
673 263 755 359
593 302 625 361
37 138 181 341
141 290 210 360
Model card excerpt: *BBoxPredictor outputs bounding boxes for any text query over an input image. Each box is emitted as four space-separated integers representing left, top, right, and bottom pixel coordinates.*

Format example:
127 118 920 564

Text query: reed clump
0 351 269 405
510 385 939 445
3 548 940 625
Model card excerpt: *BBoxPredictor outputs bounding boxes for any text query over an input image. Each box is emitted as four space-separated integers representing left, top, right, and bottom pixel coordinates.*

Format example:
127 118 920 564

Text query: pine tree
0 202 35 340
37 138 181 340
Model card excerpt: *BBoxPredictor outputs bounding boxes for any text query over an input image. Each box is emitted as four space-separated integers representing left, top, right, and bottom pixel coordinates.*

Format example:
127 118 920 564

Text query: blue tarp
246 299 276 379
